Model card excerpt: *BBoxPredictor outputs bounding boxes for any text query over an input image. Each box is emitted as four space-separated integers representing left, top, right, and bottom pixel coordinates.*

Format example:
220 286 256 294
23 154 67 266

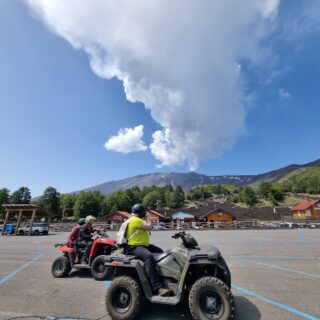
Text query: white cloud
27 0 280 169
278 88 291 99
104 125 147 154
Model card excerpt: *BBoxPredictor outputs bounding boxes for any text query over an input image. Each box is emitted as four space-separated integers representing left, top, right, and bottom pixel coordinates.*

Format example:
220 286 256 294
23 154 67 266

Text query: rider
79 215 96 264
125 204 169 296
67 217 85 263
67 218 85 247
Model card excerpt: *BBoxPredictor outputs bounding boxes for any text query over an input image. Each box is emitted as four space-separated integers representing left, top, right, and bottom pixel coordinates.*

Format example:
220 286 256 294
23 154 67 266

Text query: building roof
105 211 131 220
163 200 291 221
147 210 166 218
198 208 236 220
2 204 51 216
290 200 319 211
171 211 194 219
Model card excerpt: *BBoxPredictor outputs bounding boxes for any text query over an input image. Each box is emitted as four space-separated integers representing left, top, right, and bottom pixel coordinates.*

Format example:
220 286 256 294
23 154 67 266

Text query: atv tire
91 255 113 281
51 256 71 278
188 276 235 320
106 276 143 320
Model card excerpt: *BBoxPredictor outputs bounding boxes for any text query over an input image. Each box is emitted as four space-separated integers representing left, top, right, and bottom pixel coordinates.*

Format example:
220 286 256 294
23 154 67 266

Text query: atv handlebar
171 231 186 239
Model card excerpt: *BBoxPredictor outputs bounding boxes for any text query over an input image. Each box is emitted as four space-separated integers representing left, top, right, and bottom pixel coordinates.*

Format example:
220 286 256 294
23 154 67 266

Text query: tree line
6 170 319 221
0 185 186 221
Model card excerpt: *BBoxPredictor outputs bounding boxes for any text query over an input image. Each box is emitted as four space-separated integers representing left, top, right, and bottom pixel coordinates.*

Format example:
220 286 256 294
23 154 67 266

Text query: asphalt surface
0 229 319 320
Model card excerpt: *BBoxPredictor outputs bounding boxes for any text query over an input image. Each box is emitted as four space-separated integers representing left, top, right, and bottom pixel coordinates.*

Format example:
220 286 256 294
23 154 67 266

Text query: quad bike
51 232 117 281
104 231 235 320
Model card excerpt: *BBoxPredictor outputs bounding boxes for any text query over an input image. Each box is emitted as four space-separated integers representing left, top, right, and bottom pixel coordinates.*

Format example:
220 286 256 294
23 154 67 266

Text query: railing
1 220 320 234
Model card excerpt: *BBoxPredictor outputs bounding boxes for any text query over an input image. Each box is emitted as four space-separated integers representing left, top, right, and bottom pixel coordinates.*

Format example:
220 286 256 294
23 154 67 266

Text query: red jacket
67 225 81 247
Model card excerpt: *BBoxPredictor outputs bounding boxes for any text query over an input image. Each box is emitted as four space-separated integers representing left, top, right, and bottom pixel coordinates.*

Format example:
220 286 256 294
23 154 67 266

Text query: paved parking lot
0 229 319 320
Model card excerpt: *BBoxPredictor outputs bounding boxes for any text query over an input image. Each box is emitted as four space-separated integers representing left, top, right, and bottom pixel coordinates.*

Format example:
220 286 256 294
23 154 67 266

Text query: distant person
67 218 85 263
124 204 169 296
79 215 96 263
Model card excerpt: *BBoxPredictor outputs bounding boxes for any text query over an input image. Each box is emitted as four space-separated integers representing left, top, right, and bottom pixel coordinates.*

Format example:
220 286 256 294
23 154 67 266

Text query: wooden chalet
147 210 166 225
290 200 320 220
105 211 131 229
195 208 236 228
105 209 166 228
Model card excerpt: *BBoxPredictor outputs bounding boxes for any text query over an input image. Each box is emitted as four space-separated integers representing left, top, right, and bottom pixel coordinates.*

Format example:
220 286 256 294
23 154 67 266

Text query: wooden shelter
1 204 52 236
290 200 320 220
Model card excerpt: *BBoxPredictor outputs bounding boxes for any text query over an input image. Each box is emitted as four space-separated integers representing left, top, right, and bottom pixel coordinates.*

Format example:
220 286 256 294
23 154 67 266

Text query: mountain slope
249 158 320 185
77 158 320 195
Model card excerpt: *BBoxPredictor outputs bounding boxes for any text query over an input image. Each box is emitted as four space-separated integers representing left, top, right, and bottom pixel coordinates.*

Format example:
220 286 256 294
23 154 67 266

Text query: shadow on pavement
234 296 261 320
135 295 260 320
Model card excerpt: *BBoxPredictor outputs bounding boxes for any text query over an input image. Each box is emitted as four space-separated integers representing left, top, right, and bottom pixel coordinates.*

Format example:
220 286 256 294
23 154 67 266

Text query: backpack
116 217 138 246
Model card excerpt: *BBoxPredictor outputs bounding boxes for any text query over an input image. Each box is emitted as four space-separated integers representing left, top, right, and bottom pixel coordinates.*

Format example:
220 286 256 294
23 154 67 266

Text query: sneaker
157 288 170 297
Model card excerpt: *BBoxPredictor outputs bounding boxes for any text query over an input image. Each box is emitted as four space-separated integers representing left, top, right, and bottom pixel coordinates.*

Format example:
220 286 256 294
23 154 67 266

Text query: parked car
154 222 168 230
18 222 49 235
279 222 299 229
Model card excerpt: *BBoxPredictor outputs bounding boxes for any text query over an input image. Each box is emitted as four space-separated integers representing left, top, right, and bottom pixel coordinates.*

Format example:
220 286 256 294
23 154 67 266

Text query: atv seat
152 251 171 263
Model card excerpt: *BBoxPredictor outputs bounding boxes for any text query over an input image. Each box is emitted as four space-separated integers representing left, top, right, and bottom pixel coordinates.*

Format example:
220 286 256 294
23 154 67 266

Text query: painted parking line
299 230 306 242
0 249 57 255
255 238 312 244
104 280 111 288
232 284 320 320
230 256 320 280
228 255 319 260
0 253 44 285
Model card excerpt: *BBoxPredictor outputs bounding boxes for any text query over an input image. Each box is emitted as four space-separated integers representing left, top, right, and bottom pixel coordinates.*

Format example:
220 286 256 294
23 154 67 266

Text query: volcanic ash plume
27 0 279 169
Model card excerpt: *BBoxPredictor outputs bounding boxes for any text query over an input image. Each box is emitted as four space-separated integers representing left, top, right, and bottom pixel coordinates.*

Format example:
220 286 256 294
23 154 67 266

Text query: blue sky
1 0 320 197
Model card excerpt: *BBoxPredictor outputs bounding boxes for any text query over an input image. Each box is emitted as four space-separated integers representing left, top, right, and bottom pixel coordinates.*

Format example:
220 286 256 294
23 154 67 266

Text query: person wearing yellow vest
125 204 169 296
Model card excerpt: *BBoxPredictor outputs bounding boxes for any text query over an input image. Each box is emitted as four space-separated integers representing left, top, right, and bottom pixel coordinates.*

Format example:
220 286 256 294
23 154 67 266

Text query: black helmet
182 234 198 248
78 218 85 225
132 204 146 218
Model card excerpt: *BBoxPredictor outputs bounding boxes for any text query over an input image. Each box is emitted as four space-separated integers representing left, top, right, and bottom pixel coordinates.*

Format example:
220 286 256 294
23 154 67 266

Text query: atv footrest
150 296 180 305
73 264 91 269
104 255 136 264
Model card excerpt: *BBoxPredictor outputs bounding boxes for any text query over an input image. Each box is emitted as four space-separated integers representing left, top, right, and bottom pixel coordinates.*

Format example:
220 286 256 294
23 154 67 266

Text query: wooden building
147 210 166 225
290 200 320 220
197 208 236 228
105 211 131 229
105 210 166 229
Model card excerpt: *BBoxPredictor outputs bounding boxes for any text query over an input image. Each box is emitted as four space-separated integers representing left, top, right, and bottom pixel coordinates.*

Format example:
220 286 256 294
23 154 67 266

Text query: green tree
125 187 142 205
173 185 185 208
35 187 61 219
60 193 78 219
258 182 272 198
164 191 176 208
102 191 131 213
74 191 104 219
269 184 285 204
239 186 258 207
143 190 162 210
10 187 31 204
0 188 10 218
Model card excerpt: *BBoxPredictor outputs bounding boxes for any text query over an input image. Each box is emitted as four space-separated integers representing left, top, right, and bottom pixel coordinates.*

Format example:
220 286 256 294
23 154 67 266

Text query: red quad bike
51 233 117 281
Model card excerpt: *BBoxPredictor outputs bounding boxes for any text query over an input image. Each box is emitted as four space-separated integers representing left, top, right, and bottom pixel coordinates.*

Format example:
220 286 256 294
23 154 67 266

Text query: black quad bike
104 231 235 320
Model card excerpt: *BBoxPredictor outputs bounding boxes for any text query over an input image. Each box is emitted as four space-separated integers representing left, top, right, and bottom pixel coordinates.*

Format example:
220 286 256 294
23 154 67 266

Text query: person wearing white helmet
79 215 97 263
